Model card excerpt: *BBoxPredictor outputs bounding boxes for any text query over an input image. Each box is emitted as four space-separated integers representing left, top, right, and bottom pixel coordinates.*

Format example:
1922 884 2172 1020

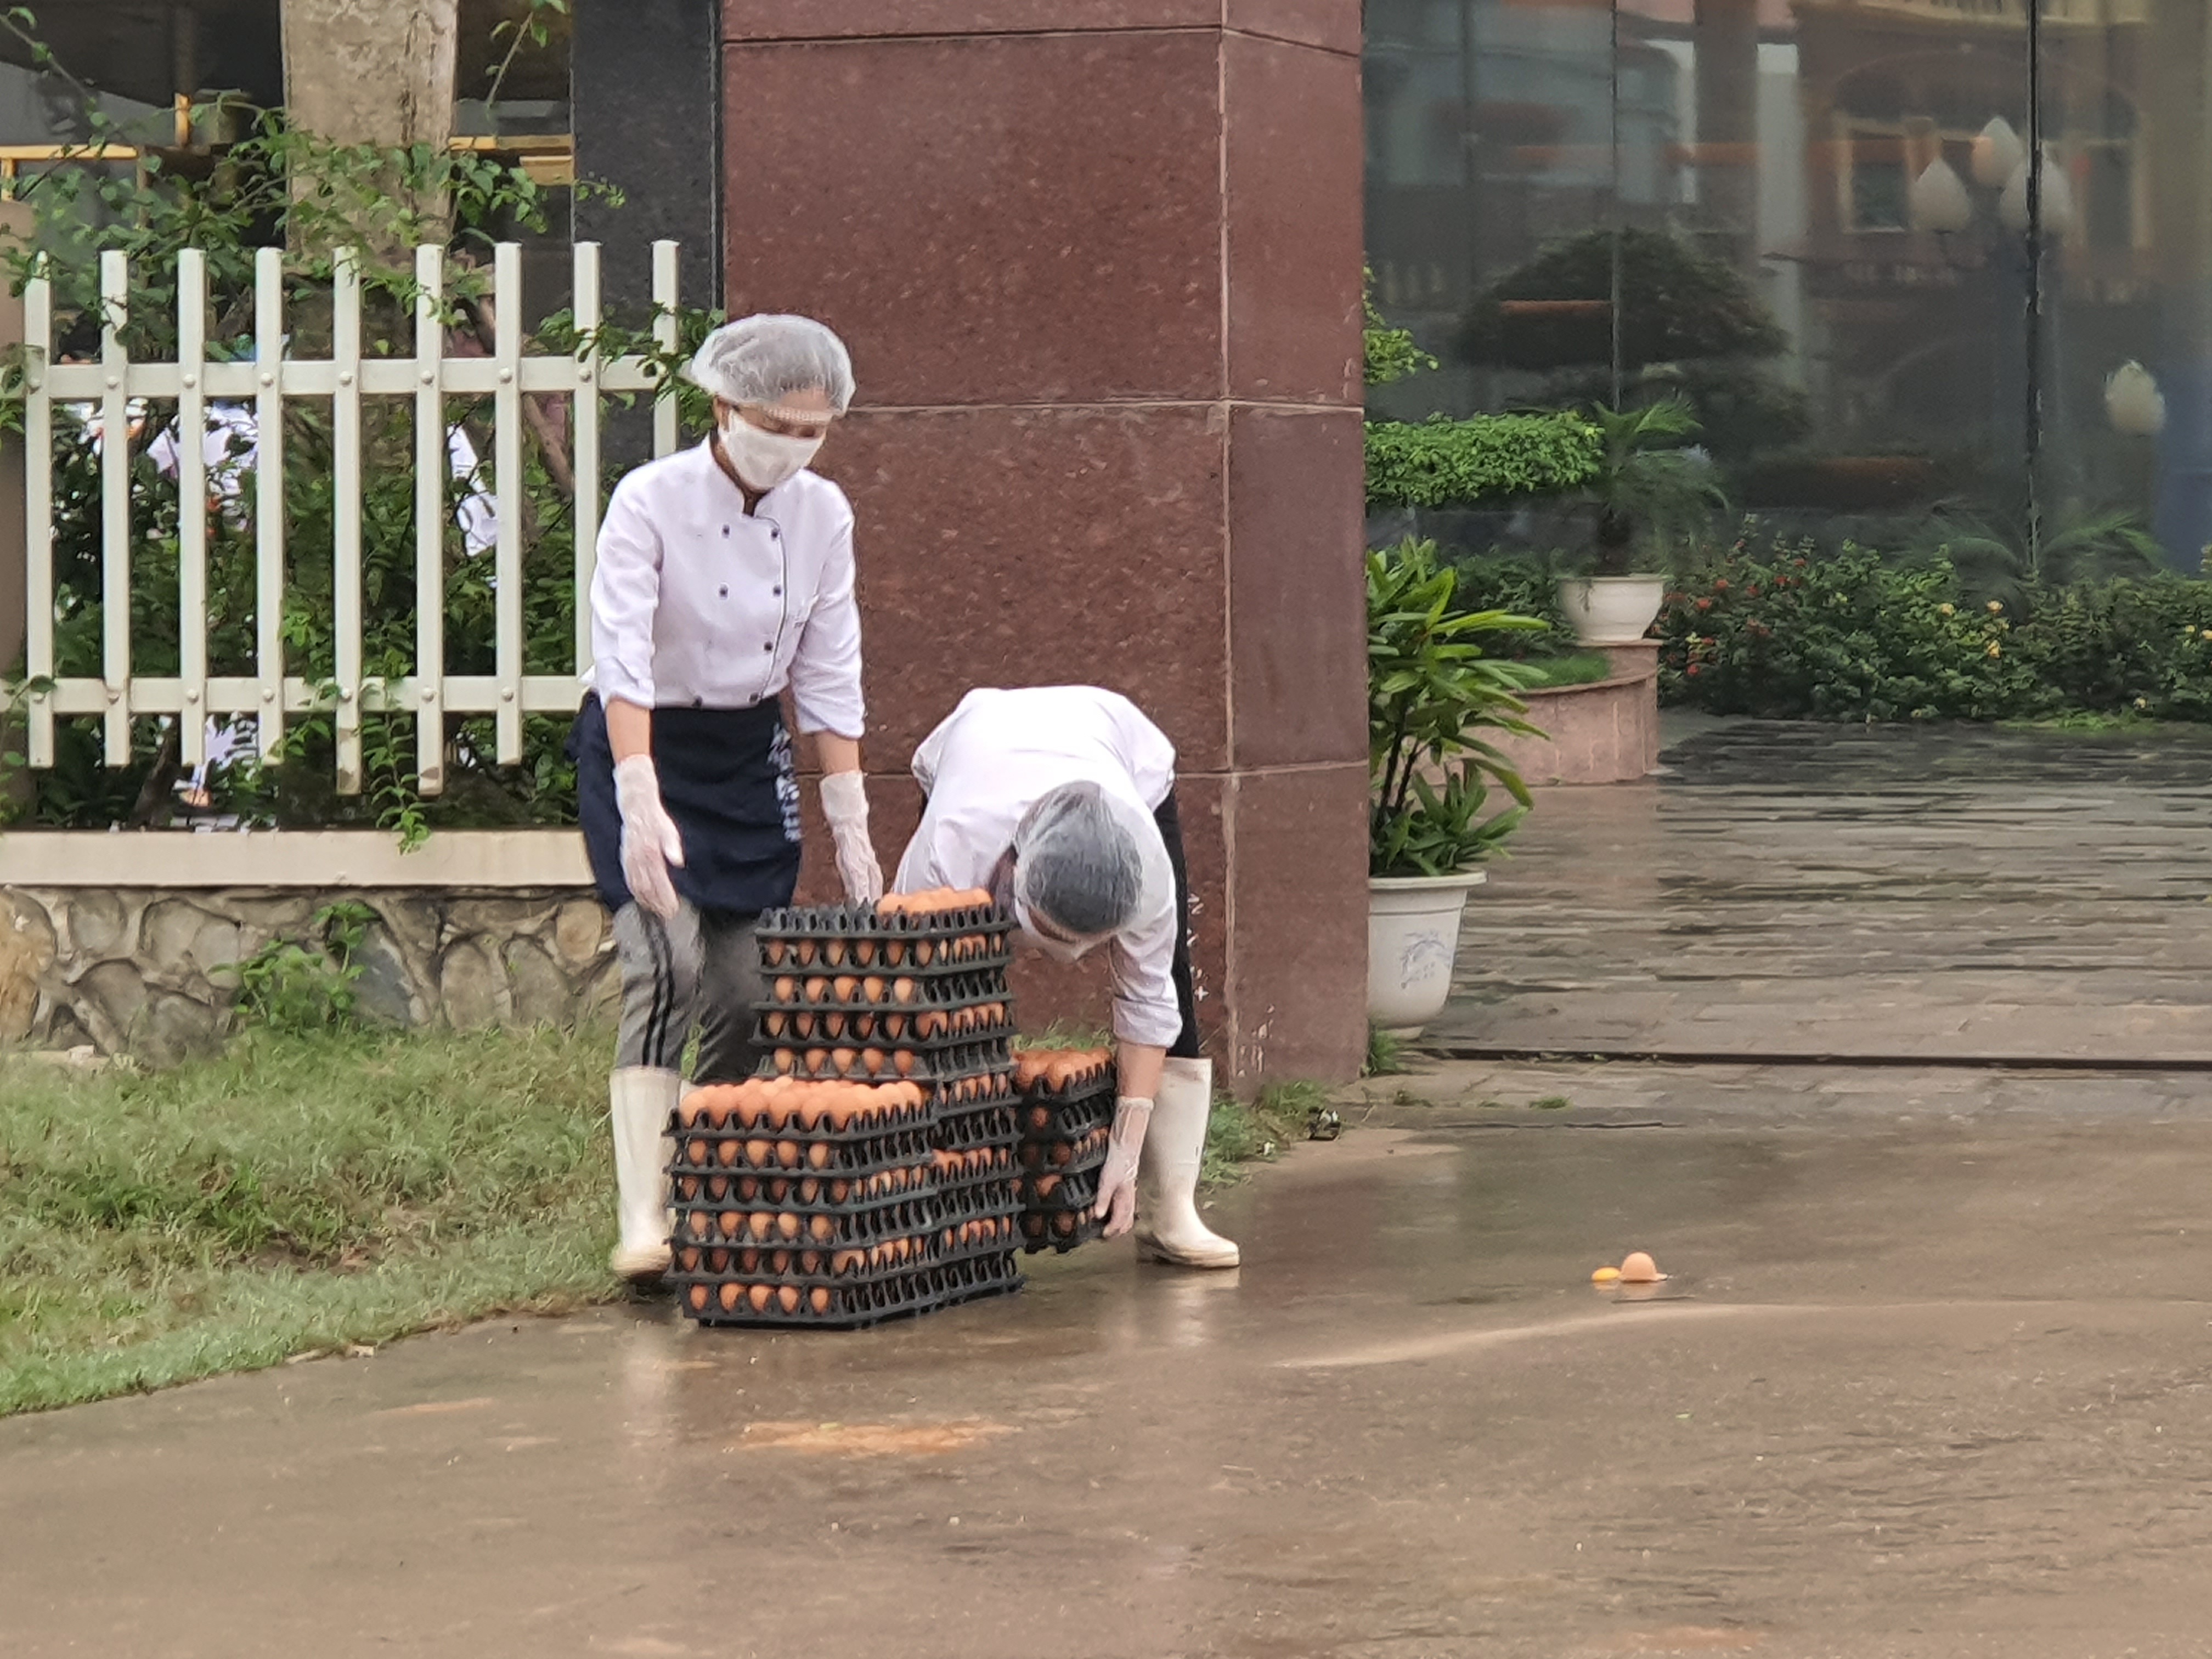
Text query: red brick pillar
727 3 1368 1086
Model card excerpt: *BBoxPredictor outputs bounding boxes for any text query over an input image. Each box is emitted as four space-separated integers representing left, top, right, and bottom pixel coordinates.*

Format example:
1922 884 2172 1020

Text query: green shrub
1365 412 1602 511
2011 579 2212 720
1448 550 1576 658
1658 542 2044 721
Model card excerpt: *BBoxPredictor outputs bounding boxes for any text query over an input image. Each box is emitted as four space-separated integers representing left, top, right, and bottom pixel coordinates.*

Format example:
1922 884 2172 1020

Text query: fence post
176 247 208 768
21 252 51 769
492 241 524 765
332 249 363 795
652 239 679 460
98 250 130 765
572 241 601 684
252 247 286 763
414 243 447 795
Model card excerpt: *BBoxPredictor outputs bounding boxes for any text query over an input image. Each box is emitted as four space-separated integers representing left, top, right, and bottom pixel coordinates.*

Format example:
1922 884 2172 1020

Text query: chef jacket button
692 697 703 709
719 585 728 598
721 525 730 537
772 586 781 596
762 642 774 653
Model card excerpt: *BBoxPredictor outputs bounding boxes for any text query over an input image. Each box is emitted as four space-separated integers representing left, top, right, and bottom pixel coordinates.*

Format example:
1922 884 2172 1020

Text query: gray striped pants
611 901 765 1082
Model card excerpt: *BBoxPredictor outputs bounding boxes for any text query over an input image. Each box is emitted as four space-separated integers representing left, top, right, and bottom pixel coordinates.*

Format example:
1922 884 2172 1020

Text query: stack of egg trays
1016 1064 1117 1255
665 1089 962 1330
929 1143 1024 1267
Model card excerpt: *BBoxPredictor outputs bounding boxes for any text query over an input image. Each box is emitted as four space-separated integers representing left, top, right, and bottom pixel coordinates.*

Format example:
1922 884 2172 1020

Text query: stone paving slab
1438 720 2212 1063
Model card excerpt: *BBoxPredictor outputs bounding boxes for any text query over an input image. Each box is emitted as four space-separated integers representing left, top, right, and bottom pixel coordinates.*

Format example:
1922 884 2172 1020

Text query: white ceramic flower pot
1368 870 1487 1037
1558 574 1666 646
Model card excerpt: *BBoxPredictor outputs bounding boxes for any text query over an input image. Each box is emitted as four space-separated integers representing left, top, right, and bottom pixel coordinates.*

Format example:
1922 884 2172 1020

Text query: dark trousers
1153 789 1204 1060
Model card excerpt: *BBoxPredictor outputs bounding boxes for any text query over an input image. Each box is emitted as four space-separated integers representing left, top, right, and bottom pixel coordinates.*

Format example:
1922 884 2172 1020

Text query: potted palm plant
1559 397 1726 645
1368 539 1546 1036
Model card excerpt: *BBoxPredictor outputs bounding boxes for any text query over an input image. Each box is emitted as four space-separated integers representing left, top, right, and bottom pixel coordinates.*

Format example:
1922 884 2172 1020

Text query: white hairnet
1012 781 1166 948
684 314 855 416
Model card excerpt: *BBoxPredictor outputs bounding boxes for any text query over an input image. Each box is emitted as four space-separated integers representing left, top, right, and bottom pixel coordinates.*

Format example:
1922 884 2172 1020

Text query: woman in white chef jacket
894 685 1238 1269
569 317 884 1284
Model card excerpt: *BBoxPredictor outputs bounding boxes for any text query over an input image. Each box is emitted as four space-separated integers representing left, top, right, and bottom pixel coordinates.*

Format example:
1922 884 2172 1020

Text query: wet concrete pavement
1440 720 2212 1063
14 1083 2212 1659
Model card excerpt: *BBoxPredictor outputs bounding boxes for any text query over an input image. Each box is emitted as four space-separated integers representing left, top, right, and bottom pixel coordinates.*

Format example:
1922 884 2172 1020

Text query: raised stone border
0 832 611 1064
1489 642 1661 787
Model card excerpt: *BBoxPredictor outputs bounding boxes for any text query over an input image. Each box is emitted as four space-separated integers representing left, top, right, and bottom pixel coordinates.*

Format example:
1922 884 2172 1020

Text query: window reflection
1365 0 2209 566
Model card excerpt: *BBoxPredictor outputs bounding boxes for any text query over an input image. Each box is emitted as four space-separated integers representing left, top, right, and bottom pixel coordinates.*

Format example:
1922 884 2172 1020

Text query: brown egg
717 1210 742 1241
1035 1174 1061 1200
883 939 907 967
893 1051 917 1078
678 1245 702 1272
716 1137 742 1169
1619 1251 1663 1283
860 1047 887 1079
749 1283 775 1312
832 975 860 1002
1052 1213 1076 1239
747 1211 774 1242
771 1048 797 1075
706 1248 730 1274
743 1138 774 1168
810 1288 832 1314
854 938 878 967
913 939 936 967
730 1175 754 1202
825 938 848 967
1050 1142 1074 1167
799 1250 824 1274
766 1177 790 1204
738 1248 761 1273
764 1010 788 1038
794 939 818 967
773 1212 799 1242
823 1012 847 1040
883 1013 907 1040
766 939 789 967
806 1142 833 1170
833 1249 866 1276
804 977 831 1002
859 975 886 1003
676 1175 699 1201
773 976 798 1002
688 1284 709 1313
829 1178 851 1204
776 1140 803 1170
797 1177 821 1204
830 1047 860 1076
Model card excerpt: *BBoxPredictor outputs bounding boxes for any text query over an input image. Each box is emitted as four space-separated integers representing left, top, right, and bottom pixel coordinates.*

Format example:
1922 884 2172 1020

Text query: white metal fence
13 238 684 797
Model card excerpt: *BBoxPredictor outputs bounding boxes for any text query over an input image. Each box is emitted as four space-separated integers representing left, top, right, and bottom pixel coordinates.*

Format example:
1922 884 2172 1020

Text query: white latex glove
1094 1096 1152 1238
613 754 685 920
819 770 884 904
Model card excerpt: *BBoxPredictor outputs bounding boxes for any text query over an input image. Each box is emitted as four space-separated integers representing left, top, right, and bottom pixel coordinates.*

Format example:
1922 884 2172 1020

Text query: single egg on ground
1619 1250 1664 1283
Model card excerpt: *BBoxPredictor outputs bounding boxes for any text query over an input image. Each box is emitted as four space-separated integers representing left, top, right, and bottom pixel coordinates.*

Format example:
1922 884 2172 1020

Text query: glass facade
1365 0 2212 567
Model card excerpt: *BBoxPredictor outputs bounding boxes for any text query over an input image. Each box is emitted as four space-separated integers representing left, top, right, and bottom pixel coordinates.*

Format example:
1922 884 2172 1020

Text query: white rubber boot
1133 1057 1241 1269
610 1067 679 1282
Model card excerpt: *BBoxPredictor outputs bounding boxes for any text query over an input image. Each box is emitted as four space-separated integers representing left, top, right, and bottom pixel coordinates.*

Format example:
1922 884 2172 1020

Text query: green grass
1519 652 1613 690
1203 1082 1329 1188
0 1024 624 1417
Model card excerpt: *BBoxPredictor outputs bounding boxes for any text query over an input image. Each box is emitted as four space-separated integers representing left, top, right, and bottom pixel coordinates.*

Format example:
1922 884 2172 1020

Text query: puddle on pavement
729 1419 1018 1457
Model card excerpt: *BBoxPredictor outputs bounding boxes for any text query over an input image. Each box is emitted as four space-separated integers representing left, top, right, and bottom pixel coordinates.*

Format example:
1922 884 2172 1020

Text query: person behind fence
892 685 1239 1269
568 315 886 1285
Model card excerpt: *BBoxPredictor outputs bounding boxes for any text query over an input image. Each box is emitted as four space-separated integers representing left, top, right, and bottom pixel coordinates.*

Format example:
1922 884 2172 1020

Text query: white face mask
719 413 823 492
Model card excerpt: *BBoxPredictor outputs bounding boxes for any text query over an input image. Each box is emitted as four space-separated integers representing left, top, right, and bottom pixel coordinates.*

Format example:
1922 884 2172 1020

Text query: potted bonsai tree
1559 397 1726 646
1368 538 1545 1036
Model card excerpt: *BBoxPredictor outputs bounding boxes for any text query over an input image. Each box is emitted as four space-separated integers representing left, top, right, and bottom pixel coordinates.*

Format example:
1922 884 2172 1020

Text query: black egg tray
936 1175 1020 1227
760 968 1011 1013
757 903 1016 973
1017 1091 1114 1143
1020 1209 1107 1255
1016 1166 1101 1215
931 1146 1017 1192
675 1192 938 1251
672 1091 936 1138
671 1164 935 1215
1017 1127 1110 1176
676 1249 1025 1329
670 1231 938 1288
1014 1060 1117 1098
669 1123 935 1183
763 1037 1014 1085
929 1072 1018 1120
932 1227 1023 1272
935 1102 1020 1156
755 1007 1018 1053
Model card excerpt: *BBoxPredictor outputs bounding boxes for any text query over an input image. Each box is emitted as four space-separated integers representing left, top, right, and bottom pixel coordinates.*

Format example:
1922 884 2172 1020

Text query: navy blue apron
568 693 803 916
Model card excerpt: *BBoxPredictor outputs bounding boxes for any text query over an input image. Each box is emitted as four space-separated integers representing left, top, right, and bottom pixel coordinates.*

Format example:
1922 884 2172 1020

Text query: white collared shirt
583 440 865 736
895 687 1183 1048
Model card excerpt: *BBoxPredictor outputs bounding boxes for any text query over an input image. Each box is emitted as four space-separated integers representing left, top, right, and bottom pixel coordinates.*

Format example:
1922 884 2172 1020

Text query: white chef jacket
896 686 1183 1049
584 440 865 737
